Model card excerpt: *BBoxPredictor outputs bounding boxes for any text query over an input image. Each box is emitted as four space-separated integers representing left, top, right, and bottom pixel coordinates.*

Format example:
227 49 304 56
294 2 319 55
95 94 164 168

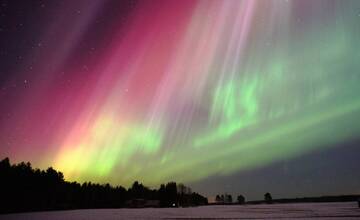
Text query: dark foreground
1 202 360 220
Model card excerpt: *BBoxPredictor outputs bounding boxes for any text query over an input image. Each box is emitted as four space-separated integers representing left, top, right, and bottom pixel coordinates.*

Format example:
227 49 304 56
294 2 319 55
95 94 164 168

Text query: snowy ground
1 202 360 219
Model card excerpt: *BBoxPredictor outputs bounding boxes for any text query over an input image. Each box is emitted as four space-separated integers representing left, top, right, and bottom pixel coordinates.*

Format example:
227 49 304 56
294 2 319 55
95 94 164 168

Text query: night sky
1 0 360 200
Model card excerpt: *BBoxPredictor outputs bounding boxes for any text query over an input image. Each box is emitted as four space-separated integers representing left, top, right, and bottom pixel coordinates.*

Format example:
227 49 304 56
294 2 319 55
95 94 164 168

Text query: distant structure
125 199 160 208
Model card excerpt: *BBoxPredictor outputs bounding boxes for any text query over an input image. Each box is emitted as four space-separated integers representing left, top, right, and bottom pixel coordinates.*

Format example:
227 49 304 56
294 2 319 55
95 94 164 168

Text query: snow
1 202 360 219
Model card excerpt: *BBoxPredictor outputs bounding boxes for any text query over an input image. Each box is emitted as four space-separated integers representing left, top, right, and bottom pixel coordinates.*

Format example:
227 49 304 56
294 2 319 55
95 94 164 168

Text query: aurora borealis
1 0 360 198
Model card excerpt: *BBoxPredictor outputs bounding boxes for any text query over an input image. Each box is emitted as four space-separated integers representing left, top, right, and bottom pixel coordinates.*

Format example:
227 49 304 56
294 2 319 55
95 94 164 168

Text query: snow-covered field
1 202 360 219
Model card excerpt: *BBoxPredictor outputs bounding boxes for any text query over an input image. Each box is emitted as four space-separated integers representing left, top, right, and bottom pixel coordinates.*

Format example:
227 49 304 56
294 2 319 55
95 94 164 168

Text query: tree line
0 157 208 214
216 192 360 206
215 193 272 205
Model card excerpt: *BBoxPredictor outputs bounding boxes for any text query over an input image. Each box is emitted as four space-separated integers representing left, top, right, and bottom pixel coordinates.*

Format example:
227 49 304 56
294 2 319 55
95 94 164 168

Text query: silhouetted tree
264 192 272 204
176 183 207 207
129 181 148 199
165 182 177 207
226 194 233 203
158 184 167 207
215 195 222 203
237 195 245 204
177 183 188 207
189 192 208 206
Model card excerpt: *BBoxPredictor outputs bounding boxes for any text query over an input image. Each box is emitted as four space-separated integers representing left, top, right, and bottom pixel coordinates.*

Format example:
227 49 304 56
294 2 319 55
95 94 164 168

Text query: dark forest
0 157 208 214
